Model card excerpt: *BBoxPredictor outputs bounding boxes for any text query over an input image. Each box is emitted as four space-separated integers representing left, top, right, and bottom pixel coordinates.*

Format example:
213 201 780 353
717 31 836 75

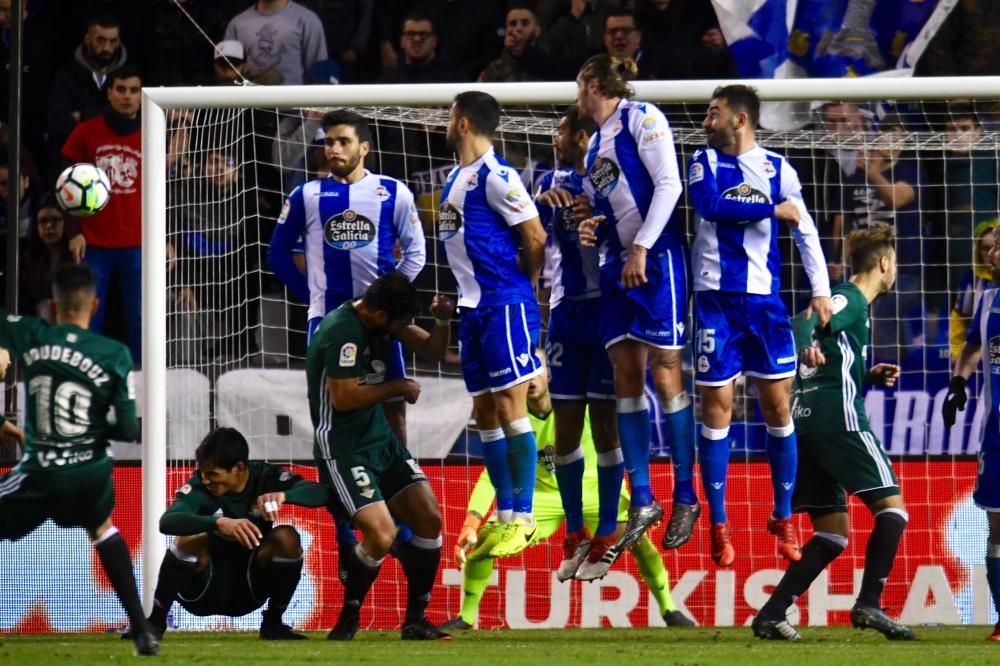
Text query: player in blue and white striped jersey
440 91 548 558
534 105 622 582
574 55 696 580
268 110 426 449
688 85 832 567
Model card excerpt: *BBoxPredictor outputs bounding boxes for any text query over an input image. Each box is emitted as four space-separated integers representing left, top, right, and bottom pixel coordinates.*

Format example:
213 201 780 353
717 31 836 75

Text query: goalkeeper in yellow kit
439 358 694 630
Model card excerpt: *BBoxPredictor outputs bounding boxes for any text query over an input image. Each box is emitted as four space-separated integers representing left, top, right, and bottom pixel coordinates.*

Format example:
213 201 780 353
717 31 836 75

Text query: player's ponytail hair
578 55 636 100
847 223 895 275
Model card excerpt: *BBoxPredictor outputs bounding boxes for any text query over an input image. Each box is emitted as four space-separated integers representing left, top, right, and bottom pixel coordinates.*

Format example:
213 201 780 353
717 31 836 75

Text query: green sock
632 535 675 613
460 557 495 624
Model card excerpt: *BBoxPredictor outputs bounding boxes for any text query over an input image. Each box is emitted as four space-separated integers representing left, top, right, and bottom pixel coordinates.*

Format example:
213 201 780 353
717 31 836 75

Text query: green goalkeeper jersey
466 406 598 517
791 282 872 433
306 301 395 459
0 308 137 472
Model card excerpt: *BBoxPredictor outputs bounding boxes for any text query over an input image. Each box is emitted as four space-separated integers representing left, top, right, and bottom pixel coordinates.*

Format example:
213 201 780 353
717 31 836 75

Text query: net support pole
141 93 167 614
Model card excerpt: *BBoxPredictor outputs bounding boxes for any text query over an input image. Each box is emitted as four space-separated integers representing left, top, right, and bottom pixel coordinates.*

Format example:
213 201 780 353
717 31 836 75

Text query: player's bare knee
987 513 1000 544
811 509 850 537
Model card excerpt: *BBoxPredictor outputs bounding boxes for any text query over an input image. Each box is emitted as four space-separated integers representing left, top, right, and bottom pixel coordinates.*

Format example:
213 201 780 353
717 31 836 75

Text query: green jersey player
753 224 915 641
440 353 694 630
310 272 455 641
138 428 331 640
0 264 158 656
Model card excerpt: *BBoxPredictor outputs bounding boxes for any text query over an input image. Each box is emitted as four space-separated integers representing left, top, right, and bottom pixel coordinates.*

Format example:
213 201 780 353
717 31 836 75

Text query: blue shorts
546 298 615 401
308 316 406 382
459 302 542 396
599 247 688 350
693 291 796 386
974 444 1000 511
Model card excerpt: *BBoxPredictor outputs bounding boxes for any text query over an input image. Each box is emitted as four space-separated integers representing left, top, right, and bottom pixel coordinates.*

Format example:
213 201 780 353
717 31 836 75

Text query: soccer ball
55 163 111 217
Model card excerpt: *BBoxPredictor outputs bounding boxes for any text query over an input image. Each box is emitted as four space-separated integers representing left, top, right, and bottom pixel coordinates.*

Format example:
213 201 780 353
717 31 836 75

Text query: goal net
1 79 995 632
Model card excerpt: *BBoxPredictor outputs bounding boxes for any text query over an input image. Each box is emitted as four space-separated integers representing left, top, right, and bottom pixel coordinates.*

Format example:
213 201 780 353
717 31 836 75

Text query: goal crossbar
139 75 1000 611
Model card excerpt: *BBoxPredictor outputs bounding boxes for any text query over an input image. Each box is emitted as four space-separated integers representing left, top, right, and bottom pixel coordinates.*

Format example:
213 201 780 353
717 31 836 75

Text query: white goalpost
139 76 1000 627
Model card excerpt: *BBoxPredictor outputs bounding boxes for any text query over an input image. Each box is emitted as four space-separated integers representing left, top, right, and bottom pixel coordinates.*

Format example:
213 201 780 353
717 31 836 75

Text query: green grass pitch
0 626 996 664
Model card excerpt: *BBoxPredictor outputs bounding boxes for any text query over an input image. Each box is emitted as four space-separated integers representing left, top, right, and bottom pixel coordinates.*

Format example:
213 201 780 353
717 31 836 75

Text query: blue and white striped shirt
582 98 685 267
438 148 539 309
688 145 830 297
537 167 600 307
268 171 426 320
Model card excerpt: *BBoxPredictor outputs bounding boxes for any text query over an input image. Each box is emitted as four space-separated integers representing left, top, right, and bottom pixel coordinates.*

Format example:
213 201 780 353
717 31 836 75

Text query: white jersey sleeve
629 105 683 249
391 183 426 281
484 167 539 226
782 160 831 298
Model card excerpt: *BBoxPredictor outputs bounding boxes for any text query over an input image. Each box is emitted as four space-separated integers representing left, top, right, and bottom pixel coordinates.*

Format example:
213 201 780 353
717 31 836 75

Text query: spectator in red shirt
61 65 143 362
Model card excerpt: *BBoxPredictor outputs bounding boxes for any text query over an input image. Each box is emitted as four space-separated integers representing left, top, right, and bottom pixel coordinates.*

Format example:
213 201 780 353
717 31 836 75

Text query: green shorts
177 544 266 617
793 430 900 513
317 436 427 522
0 457 114 540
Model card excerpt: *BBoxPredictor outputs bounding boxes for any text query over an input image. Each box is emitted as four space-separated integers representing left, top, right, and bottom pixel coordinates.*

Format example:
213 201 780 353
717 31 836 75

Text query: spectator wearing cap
223 0 327 85
379 10 459 83
213 39 282 85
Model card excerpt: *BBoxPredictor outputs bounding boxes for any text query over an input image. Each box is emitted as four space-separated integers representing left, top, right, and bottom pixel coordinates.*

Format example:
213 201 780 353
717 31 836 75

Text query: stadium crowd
1 0 998 367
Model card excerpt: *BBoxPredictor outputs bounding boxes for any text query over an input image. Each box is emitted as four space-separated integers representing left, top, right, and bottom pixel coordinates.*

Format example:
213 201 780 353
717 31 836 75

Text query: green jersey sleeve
0 309 46 354
159 477 219 535
827 286 866 335
108 352 139 442
323 318 365 381
792 310 819 352
260 464 330 507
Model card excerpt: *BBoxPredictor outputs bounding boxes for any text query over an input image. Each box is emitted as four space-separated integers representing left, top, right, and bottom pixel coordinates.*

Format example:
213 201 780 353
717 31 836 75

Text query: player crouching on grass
308 273 456 641
753 224 915 641
441 350 695 631
128 428 331 640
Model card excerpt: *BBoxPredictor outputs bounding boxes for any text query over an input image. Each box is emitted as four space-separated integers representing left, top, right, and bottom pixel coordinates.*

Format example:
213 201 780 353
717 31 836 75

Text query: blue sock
699 425 730 524
617 396 652 508
662 394 696 505
987 549 1000 622
395 522 413 544
555 447 586 533
505 418 537 515
335 519 357 545
481 427 514 519
596 448 625 537
766 424 797 520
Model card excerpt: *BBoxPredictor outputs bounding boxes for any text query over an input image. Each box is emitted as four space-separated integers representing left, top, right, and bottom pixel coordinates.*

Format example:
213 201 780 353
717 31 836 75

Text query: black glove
942 375 968 428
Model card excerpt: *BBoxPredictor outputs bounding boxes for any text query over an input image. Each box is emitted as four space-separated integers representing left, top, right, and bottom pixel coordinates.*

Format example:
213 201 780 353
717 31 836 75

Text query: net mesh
1 93 996 631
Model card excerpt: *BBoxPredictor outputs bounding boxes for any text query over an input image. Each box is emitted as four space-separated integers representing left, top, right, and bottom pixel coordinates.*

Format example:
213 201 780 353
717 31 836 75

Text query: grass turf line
0 626 995 664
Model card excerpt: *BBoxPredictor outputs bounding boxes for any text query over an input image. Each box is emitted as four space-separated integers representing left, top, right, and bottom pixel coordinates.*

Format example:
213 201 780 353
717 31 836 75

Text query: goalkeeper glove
454 513 482 568
942 375 968 428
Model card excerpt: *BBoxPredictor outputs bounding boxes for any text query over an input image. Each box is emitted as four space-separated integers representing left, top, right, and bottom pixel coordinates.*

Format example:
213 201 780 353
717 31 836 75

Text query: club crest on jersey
989 336 1000 373
437 202 463 240
721 183 768 204
324 209 375 250
373 185 391 202
761 160 776 177
589 157 620 198
464 173 479 190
